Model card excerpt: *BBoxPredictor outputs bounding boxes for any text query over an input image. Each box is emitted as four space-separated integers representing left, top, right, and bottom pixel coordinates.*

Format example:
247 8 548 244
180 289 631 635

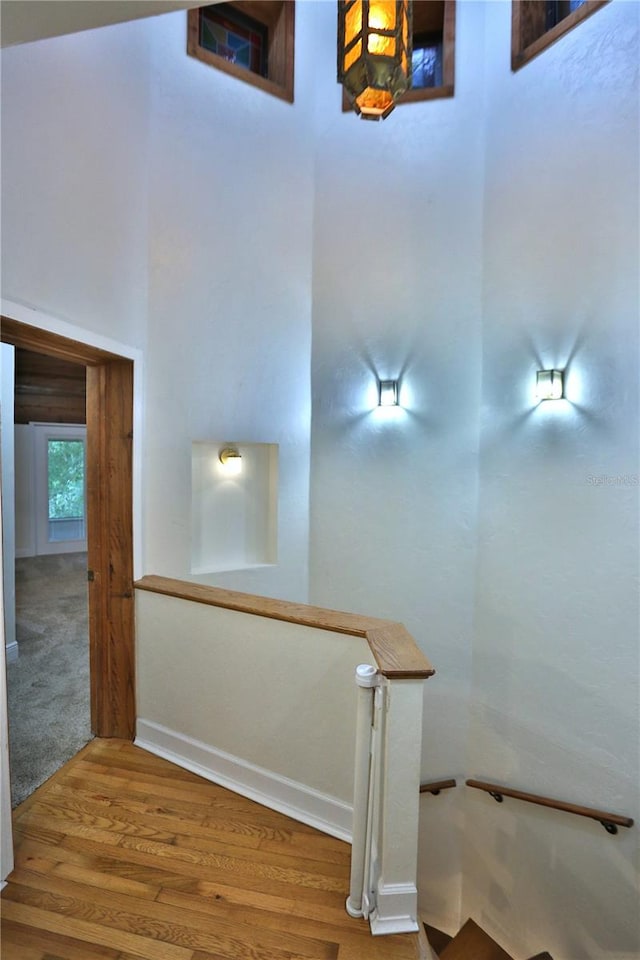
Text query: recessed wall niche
191 441 278 574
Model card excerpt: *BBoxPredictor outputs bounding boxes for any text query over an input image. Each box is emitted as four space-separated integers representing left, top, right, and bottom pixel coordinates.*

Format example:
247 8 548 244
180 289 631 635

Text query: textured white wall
1 25 151 880
136 590 375 802
0 23 150 349
141 8 314 600
308 0 485 931
308 0 639 950
464 3 640 958
1 4 638 952
0 8 315 601
0 9 316 879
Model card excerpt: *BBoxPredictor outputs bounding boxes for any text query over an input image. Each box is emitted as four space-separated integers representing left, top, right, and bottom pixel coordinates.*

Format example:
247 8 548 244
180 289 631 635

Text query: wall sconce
337 0 413 120
536 369 564 401
378 379 399 406
219 447 242 475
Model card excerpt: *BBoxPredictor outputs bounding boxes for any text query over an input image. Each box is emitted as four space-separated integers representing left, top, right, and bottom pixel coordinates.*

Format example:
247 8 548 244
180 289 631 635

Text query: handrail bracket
600 820 619 835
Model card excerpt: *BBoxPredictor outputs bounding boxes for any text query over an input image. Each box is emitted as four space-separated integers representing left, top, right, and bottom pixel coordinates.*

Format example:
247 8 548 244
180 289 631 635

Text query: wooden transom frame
511 0 610 72
187 1 295 104
1 316 135 740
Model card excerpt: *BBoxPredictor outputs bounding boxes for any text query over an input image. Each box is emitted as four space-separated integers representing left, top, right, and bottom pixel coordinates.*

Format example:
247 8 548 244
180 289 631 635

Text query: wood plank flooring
1 739 423 960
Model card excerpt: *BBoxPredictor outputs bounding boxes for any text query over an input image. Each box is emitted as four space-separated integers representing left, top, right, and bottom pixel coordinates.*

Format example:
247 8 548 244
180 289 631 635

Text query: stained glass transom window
198 5 268 78
411 35 443 89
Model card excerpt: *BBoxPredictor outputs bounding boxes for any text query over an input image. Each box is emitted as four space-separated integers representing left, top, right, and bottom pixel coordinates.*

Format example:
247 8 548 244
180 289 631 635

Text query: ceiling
0 1 211 48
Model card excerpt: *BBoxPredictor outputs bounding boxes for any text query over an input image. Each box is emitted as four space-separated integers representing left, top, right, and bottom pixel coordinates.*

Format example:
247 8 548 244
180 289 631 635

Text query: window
512 0 610 71
402 0 455 104
342 1 455 113
47 439 85 542
34 424 87 555
188 1 295 103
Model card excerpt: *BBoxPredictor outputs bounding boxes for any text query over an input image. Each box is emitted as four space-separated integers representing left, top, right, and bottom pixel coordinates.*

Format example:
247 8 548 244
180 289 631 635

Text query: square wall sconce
536 369 564 401
378 379 399 407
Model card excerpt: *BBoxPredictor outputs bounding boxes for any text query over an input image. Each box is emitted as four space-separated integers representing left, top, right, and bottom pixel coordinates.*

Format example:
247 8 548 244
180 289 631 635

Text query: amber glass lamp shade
338 0 412 120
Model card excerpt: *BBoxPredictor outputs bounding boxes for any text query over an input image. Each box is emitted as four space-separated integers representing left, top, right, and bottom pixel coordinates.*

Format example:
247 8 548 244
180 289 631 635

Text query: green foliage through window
47 439 85 520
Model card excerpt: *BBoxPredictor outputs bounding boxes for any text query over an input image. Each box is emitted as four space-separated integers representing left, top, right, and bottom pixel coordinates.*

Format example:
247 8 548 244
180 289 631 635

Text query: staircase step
424 923 453 955
440 919 515 960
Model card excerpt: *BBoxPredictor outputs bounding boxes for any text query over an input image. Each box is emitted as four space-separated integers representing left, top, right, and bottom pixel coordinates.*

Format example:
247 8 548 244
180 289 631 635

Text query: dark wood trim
86 362 135 739
135 574 435 680
0 317 122 365
1 317 135 740
400 0 455 106
398 83 454 106
466 779 634 832
14 349 86 425
512 0 610 72
420 778 457 795
187 1 295 104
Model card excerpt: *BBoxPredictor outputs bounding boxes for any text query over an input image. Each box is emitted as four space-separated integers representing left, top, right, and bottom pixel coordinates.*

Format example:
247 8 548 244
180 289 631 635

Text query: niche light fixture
535 369 564 402
378 378 399 407
219 446 242 476
337 0 413 120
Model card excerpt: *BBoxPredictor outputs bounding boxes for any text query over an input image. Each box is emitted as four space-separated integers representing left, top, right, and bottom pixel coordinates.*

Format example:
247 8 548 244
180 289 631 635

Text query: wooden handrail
134 575 435 680
466 780 634 834
420 779 457 795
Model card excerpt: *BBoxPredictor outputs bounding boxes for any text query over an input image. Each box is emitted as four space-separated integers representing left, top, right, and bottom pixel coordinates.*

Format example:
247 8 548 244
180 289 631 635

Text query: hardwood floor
1 739 423 959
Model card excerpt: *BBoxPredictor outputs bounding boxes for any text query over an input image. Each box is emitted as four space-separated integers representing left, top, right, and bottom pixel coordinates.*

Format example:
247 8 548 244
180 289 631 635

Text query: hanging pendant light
338 0 413 121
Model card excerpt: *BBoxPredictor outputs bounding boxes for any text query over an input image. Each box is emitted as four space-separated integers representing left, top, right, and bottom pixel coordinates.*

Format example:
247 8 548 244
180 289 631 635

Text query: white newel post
370 680 423 934
347 663 426 936
346 663 379 918
369 677 424 935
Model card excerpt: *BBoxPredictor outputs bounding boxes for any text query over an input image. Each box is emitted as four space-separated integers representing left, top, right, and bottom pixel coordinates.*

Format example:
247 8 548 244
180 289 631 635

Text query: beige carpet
7 552 92 806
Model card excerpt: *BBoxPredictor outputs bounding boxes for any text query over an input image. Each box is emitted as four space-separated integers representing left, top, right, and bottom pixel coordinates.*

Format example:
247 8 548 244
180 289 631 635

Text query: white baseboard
5 641 18 664
370 881 420 935
135 718 353 843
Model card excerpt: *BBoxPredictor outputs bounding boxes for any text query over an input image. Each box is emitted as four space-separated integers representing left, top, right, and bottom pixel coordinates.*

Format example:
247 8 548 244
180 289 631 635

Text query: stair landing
1 738 423 960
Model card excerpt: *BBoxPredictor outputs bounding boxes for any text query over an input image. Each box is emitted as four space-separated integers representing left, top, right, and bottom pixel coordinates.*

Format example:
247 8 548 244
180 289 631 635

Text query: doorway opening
6 350 91 804
1 317 136 762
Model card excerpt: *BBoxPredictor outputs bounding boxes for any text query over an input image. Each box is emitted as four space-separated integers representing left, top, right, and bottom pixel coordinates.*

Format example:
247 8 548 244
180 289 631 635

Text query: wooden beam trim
511 0 610 72
187 2 295 104
134 575 435 680
1 316 123 365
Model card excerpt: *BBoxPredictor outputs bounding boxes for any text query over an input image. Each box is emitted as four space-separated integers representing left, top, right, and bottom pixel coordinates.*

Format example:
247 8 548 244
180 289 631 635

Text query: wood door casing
86 362 135 738
1 317 135 739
